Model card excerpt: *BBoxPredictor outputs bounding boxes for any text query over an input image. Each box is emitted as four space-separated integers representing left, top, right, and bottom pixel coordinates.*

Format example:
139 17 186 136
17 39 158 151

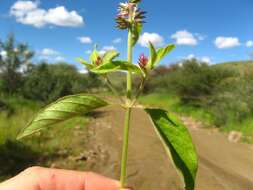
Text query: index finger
0 167 121 190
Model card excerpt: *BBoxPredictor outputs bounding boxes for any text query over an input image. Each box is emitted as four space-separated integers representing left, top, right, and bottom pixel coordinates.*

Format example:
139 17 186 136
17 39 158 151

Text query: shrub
22 63 91 103
172 59 236 106
210 73 253 126
143 64 180 94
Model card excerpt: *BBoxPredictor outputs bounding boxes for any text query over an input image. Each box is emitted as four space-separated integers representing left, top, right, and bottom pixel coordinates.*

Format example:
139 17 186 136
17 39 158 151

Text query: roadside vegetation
0 35 100 181
0 96 90 181
140 59 253 143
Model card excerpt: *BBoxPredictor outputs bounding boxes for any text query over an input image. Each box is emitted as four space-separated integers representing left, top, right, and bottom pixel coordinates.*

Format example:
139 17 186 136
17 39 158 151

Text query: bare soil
84 106 253 190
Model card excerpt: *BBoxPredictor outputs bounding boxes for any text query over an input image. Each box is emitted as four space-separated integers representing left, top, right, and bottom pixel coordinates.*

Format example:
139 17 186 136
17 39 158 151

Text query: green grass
216 60 253 75
221 118 253 143
139 93 214 126
0 97 90 181
140 93 253 143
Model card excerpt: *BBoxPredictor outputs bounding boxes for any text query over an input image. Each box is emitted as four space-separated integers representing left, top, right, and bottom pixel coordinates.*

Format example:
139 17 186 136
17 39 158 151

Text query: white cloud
102 46 116 51
0 50 7 60
98 46 116 55
20 9 46 27
11 0 37 15
186 54 195 60
171 30 198 46
185 54 212 64
79 69 88 74
85 50 92 54
195 33 206 41
200 56 212 64
10 1 84 28
84 46 117 56
40 48 59 56
214 37 240 49
246 40 253 47
138 32 164 47
55 56 65 62
112 38 122 44
78 36 92 44
45 6 83 27
101 46 116 55
38 48 65 62
98 50 106 56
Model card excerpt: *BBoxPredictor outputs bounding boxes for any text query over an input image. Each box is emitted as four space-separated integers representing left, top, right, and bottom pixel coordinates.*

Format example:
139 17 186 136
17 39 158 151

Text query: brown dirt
84 106 253 190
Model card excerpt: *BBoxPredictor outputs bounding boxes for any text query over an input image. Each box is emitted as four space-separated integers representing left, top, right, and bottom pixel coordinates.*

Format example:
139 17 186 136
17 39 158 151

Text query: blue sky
0 0 253 70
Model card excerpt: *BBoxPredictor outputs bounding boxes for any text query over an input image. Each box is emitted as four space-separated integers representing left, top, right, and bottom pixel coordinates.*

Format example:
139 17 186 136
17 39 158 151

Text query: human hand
0 167 130 190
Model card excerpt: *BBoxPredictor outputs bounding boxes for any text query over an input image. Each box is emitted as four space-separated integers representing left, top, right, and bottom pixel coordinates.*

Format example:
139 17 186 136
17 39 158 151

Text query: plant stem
120 28 133 188
120 107 131 187
126 30 133 99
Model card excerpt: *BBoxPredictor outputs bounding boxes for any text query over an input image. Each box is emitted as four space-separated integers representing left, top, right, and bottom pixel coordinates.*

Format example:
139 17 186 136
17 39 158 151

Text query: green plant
17 1 198 189
169 59 235 106
22 63 95 103
0 34 34 94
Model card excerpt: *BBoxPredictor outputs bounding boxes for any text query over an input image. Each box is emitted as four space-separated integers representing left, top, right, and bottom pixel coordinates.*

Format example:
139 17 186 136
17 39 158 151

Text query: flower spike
130 0 142 4
115 1 146 30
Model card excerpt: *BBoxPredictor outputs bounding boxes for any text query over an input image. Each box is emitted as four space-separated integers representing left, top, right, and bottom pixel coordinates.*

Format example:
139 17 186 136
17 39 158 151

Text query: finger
0 167 121 190
0 167 39 190
38 168 120 190
83 172 120 190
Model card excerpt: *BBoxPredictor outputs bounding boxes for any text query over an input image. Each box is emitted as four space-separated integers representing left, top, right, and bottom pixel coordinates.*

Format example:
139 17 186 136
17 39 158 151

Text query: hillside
216 60 253 74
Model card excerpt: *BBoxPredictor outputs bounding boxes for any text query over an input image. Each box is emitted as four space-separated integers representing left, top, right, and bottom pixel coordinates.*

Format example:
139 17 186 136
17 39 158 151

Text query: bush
22 63 92 103
144 59 245 127
0 99 14 116
143 64 180 94
210 73 253 126
171 59 236 106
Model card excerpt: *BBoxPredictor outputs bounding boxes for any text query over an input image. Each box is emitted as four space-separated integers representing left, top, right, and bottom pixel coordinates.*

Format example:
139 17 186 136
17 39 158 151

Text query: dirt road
84 106 253 190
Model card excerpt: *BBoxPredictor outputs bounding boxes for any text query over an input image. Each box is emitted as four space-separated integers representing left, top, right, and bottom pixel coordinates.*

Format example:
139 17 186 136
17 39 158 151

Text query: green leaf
131 23 142 47
147 42 157 69
102 50 120 64
152 44 175 68
76 57 93 69
145 108 198 190
91 61 142 74
89 47 100 65
17 94 108 139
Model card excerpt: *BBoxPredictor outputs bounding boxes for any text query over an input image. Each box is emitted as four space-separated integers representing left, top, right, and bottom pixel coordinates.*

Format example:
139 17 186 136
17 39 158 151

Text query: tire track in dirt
84 106 253 190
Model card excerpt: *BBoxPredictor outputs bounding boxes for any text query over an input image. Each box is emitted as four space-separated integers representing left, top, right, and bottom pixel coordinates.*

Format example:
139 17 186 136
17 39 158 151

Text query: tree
22 63 91 103
173 59 235 106
0 34 34 94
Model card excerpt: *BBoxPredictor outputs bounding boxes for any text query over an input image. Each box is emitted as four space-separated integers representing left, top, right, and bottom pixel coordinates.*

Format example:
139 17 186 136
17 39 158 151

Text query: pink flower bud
138 53 148 69
95 56 102 66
